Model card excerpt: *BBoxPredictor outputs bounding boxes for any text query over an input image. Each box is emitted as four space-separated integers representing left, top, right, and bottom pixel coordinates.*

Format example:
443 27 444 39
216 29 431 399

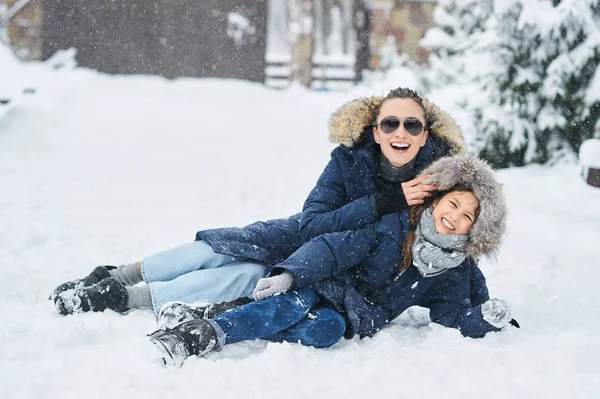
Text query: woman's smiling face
372 98 428 167
432 191 479 235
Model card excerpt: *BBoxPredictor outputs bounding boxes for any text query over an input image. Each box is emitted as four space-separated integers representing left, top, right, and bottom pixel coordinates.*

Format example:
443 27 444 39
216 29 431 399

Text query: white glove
481 298 511 329
253 271 295 300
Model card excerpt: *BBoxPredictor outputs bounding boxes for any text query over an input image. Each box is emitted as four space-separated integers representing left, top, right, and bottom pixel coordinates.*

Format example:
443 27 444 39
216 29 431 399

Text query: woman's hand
401 175 437 206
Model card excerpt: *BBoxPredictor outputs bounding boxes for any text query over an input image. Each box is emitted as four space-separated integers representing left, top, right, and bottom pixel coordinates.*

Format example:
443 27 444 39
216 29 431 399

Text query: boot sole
147 333 186 367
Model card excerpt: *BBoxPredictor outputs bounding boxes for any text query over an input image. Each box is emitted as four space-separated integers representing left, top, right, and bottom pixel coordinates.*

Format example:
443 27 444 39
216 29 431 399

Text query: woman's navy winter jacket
298 135 447 241
272 210 498 339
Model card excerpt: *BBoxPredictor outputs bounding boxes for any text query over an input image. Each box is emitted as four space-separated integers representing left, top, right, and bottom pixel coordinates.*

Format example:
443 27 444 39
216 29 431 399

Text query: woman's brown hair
400 186 479 272
378 87 427 129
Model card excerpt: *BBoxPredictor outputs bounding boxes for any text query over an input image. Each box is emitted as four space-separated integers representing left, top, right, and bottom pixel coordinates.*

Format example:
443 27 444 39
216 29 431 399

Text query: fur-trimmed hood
421 156 507 260
328 96 467 156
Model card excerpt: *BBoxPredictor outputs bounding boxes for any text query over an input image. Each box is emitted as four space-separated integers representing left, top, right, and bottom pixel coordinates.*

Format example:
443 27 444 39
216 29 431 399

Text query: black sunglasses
372 116 424 136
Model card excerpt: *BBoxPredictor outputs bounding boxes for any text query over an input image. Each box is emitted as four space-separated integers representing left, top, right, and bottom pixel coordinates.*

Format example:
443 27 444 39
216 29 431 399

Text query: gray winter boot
53 277 129 315
156 297 253 329
148 319 219 367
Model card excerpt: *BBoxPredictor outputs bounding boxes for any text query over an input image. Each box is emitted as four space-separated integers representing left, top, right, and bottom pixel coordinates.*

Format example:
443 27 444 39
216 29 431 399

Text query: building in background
3 0 267 82
3 0 437 89
369 0 437 68
42 0 267 82
2 0 42 60
265 0 366 90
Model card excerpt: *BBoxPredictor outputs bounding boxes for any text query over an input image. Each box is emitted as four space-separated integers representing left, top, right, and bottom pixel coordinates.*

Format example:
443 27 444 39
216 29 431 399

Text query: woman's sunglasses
372 116 425 136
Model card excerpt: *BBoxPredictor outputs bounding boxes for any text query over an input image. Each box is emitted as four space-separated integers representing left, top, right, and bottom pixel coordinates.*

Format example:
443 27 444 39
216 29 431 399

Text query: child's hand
253 271 295 300
481 298 512 328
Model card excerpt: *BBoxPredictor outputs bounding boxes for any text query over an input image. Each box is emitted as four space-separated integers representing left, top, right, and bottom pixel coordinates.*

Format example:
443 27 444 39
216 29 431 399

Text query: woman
147 156 512 367
52 88 487 317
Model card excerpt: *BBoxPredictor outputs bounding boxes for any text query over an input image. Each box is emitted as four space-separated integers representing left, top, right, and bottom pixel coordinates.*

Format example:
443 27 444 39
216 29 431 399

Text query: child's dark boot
148 319 219 367
156 297 252 329
156 302 209 330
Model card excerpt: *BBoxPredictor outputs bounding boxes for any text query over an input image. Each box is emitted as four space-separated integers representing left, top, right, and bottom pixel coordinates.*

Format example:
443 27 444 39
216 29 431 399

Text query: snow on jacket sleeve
273 227 380 289
469 262 490 306
298 150 379 242
425 269 500 339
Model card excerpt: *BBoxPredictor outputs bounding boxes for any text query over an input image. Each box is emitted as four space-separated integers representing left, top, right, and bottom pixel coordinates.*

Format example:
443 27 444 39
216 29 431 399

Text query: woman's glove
375 185 408 215
481 298 512 328
253 271 295 300
375 175 438 215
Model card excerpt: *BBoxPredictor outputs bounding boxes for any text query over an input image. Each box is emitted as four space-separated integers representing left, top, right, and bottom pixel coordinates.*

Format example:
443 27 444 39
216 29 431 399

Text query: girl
147 156 512 367
52 88 489 320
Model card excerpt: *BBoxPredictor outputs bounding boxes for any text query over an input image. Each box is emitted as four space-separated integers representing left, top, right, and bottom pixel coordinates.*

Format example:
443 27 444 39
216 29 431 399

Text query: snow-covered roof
579 138 600 168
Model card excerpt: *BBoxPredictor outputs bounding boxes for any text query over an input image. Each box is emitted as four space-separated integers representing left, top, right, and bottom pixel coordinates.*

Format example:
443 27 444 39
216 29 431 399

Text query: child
148 156 513 367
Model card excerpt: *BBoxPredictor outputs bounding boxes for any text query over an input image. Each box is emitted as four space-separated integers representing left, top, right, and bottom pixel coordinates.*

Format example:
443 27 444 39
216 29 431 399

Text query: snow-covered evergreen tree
422 0 600 168
421 0 494 87
474 0 539 167
535 0 600 163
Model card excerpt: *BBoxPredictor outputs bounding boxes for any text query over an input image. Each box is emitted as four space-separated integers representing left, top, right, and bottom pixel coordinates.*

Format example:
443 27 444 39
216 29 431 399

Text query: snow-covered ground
1 60 600 399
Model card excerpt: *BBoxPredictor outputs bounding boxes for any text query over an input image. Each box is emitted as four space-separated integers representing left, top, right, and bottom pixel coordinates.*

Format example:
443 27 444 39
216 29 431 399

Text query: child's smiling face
432 191 479 235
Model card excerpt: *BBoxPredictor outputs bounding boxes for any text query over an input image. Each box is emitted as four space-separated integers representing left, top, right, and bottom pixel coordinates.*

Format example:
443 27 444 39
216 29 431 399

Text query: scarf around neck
377 151 416 183
411 207 468 277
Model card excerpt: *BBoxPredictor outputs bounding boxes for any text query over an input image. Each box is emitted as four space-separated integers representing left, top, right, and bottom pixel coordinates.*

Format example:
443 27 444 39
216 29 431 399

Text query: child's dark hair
400 185 479 272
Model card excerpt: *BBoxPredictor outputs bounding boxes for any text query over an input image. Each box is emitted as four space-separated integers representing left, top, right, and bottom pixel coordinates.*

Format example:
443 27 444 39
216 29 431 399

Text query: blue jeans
140 241 266 314
211 288 347 348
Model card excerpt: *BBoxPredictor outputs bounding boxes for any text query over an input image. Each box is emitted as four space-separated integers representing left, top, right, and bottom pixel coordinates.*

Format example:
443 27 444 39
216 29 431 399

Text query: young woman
147 156 512 367
52 88 488 318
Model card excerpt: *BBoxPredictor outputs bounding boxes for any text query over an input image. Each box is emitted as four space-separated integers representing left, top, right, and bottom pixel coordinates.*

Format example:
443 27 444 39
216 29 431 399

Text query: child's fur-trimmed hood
328 96 467 156
421 156 507 260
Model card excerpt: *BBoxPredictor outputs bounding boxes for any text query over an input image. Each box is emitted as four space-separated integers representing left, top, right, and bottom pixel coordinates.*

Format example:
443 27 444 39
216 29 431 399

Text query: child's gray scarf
412 207 468 277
